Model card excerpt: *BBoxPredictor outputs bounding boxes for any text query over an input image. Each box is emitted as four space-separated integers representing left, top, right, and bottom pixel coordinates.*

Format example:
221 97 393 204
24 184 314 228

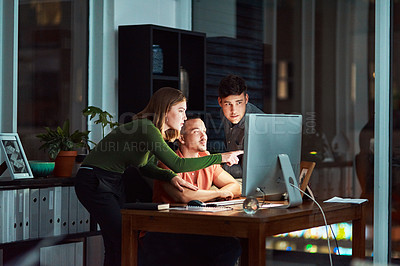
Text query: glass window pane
18 0 88 161
392 1 400 262
193 0 375 259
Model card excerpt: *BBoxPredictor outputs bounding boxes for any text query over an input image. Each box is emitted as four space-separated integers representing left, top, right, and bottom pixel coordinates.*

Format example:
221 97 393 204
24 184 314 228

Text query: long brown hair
134 87 186 141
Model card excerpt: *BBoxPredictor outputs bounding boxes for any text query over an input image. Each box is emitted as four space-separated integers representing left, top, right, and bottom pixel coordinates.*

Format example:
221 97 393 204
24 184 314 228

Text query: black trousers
74 166 124 266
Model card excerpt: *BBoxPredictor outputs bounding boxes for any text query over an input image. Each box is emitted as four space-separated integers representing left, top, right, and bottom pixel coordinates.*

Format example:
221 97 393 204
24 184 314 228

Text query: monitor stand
278 154 303 208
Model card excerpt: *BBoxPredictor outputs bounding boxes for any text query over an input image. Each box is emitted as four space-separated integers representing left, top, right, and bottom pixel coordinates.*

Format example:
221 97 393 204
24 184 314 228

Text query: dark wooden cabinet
118 24 206 121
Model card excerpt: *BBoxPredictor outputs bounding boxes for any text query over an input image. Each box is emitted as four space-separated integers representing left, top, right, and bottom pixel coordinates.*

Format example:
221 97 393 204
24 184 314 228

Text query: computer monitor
242 114 303 207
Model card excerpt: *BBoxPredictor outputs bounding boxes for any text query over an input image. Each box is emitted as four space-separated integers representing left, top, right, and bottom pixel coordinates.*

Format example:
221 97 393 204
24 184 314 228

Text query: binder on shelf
84 207 90 232
76 189 90 233
22 188 30 240
61 186 69 235
15 189 25 241
3 190 10 243
39 187 54 238
29 188 39 239
0 190 6 243
77 199 90 233
0 190 17 243
53 186 62 236
16 189 30 241
68 187 78 234
8 190 16 242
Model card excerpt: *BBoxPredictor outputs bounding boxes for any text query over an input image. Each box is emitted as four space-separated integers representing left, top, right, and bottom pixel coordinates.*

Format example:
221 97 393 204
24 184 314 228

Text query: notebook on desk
124 202 170 210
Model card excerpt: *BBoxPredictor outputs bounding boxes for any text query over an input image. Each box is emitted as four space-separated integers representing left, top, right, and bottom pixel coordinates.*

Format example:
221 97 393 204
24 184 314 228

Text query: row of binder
0 186 91 244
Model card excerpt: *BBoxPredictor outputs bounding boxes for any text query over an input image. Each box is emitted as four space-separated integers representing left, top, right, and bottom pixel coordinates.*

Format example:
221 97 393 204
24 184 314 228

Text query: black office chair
122 166 153 203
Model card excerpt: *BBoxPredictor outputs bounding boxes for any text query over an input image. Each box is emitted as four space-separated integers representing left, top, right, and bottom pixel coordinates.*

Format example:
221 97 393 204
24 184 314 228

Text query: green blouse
82 118 222 181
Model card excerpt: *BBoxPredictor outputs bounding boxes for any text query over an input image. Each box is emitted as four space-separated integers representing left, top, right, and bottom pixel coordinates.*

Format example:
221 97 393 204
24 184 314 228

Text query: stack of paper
323 197 368 204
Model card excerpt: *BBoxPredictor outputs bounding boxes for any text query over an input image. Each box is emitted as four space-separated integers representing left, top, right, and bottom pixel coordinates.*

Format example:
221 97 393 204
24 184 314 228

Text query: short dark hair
218 74 247 98
180 117 203 135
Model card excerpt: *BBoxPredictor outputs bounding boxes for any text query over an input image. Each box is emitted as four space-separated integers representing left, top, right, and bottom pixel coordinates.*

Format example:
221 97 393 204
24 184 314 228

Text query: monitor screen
242 114 303 206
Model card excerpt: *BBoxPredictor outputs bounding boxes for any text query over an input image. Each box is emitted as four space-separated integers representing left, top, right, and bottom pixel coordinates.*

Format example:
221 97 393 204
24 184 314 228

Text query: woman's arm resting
170 176 198 192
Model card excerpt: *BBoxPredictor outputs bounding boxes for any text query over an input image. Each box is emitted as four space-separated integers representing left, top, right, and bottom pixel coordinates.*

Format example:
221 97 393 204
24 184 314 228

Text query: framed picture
298 161 316 197
0 133 33 179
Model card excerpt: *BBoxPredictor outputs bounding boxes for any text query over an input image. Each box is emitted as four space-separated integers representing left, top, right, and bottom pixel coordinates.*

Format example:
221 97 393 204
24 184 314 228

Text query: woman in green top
74 87 242 266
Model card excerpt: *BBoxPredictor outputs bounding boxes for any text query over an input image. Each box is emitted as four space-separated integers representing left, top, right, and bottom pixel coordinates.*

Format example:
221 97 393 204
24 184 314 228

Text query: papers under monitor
169 206 233 213
206 199 245 206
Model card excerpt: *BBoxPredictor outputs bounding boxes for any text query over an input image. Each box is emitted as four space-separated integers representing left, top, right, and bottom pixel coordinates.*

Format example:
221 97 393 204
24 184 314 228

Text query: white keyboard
207 199 245 206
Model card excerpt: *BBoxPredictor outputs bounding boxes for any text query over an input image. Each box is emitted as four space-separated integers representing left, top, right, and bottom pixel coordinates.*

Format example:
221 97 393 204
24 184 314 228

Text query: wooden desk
121 201 366 266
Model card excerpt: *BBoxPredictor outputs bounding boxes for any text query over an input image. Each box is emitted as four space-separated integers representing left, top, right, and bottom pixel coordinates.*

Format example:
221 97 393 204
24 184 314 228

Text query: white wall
88 0 191 143
192 0 236 38
114 0 191 30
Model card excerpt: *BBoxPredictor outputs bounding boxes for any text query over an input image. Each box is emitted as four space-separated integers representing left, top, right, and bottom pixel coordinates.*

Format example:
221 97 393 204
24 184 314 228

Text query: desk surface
121 200 366 266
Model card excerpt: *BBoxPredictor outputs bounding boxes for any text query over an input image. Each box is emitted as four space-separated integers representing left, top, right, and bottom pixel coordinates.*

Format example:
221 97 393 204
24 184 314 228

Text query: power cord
329 224 340 256
256 187 266 205
298 185 340 255
289 183 333 266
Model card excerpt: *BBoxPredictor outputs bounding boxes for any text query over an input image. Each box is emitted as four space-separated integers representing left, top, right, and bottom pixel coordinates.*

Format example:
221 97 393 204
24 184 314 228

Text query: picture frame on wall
0 133 33 179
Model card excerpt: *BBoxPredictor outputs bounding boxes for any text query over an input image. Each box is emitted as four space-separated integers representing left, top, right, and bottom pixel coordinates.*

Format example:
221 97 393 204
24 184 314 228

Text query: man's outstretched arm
212 170 241 198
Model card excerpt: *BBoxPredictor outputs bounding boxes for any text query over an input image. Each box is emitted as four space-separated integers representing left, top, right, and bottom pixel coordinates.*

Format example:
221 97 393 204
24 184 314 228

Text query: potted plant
36 119 91 177
82 106 119 139
74 106 119 164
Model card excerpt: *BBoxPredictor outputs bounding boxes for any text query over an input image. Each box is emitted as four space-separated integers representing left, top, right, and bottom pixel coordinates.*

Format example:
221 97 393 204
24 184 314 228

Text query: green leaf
36 118 90 157
81 105 119 139
62 120 70 136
